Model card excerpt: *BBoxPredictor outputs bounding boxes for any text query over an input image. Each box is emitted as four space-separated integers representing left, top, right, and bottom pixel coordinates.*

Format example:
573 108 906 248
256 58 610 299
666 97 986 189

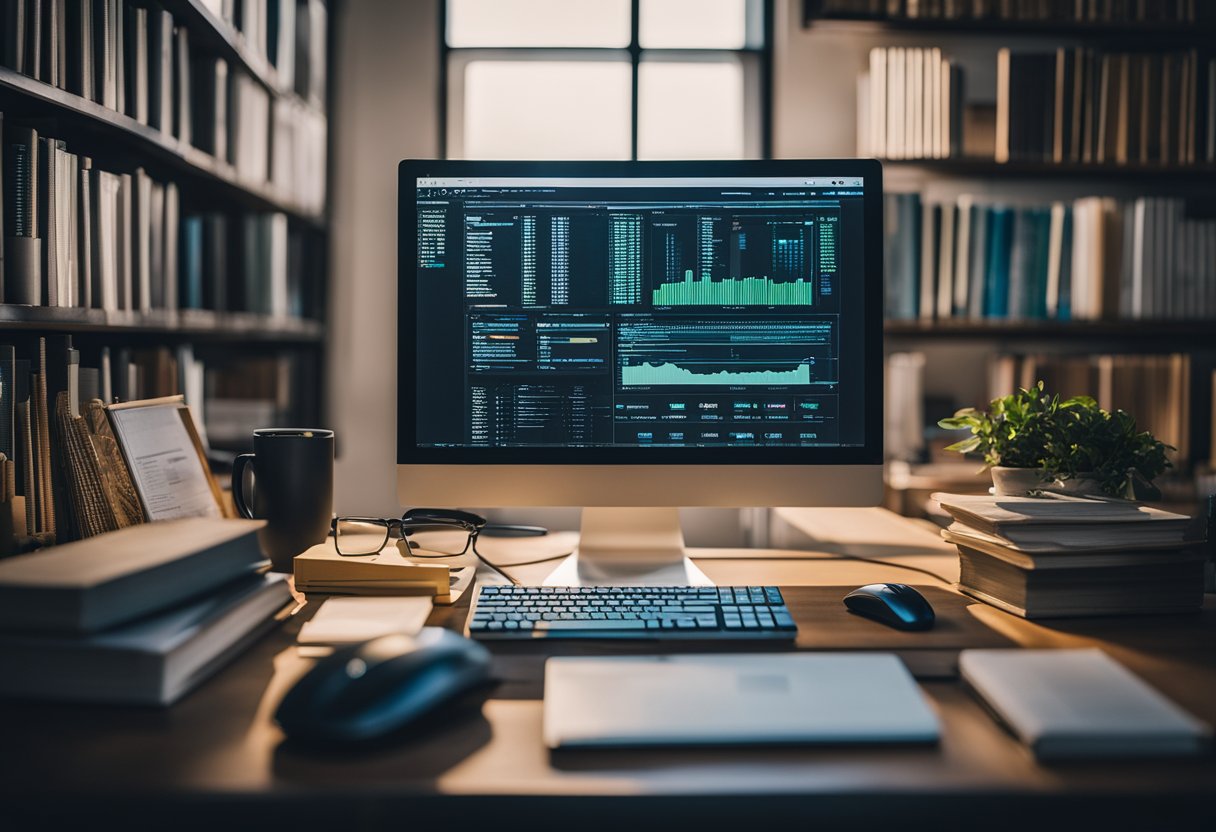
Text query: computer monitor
398 160 883 583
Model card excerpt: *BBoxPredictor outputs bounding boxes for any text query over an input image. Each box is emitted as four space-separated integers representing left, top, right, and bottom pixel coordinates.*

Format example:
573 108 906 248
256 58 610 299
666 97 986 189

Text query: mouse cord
810 551 955 585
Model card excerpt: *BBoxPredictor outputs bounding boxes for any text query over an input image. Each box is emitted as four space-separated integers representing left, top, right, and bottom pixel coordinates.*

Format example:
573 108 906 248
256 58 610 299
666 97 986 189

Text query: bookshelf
1 1 330 551
795 0 1216 504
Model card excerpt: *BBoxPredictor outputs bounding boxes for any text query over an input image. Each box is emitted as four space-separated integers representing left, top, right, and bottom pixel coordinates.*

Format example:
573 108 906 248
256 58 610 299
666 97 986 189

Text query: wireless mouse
275 627 494 745
843 583 936 631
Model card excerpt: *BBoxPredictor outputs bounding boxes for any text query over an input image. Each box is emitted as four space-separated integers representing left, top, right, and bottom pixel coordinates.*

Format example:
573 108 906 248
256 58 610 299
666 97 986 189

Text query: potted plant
937 382 1173 499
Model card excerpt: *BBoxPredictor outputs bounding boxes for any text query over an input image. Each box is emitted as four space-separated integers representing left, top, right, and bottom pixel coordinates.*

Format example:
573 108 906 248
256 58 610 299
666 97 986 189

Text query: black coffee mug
232 428 334 572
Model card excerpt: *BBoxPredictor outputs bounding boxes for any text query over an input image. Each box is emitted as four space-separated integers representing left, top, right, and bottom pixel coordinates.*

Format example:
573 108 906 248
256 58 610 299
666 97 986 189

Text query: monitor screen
399 161 882 466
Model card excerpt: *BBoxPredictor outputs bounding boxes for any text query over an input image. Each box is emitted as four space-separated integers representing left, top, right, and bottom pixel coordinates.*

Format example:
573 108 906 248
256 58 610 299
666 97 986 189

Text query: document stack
0 518 291 705
933 492 1205 619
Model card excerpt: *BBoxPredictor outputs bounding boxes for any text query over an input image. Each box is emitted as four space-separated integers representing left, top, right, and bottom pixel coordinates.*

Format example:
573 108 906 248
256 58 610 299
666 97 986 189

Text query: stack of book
934 492 1205 618
0 517 291 705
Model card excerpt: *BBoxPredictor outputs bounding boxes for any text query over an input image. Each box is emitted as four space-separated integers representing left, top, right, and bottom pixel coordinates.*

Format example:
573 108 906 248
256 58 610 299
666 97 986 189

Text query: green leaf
944 436 982 453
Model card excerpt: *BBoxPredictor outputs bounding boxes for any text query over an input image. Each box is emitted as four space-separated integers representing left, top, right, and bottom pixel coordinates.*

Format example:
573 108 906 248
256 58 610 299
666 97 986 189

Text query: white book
960 649 1210 760
888 48 904 159
1045 202 1065 318
953 195 972 315
869 48 886 158
909 48 923 159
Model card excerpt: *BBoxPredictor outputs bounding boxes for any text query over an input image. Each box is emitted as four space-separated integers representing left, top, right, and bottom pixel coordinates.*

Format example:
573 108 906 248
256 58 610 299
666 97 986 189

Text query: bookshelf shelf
880 158 1216 181
0 67 325 226
159 0 317 109
801 12 1216 44
885 320 1216 347
0 305 324 343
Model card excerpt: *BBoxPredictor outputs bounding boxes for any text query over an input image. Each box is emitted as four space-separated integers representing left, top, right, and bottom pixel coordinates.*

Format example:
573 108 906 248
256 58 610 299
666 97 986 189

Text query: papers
298 597 433 647
108 401 221 521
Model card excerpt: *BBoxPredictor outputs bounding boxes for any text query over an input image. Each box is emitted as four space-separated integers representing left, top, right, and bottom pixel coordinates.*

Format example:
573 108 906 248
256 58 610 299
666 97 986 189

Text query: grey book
148 5 173 133
0 517 269 633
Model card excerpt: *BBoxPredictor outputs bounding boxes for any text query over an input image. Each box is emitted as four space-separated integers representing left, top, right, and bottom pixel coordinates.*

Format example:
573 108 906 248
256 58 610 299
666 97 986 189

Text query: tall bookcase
798 1 1216 511
1 0 330 459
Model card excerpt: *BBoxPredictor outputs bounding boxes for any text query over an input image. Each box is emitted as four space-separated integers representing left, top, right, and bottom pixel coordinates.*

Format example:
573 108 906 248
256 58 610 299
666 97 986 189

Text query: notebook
960 648 1211 759
543 653 940 749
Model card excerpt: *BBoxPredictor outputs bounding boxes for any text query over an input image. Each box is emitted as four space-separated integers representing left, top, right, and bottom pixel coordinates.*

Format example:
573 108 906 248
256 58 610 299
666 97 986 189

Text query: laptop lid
543 652 940 749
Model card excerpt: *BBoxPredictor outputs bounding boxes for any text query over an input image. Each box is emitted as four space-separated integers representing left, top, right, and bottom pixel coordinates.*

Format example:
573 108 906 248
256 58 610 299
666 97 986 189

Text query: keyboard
467 585 798 640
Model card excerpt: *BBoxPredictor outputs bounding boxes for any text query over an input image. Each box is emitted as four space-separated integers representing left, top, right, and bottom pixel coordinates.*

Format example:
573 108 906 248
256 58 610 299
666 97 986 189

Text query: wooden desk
3 509 1214 829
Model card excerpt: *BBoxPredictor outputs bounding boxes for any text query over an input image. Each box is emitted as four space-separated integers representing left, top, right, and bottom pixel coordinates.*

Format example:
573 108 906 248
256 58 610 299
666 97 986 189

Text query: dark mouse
275 628 493 744
843 583 935 631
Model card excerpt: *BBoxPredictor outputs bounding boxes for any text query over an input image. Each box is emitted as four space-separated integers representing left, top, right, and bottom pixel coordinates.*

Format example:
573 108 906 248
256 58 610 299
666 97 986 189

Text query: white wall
329 0 440 517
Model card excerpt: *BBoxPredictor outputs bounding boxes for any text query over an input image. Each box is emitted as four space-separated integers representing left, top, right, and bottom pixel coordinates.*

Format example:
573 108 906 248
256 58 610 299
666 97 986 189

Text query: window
443 0 769 160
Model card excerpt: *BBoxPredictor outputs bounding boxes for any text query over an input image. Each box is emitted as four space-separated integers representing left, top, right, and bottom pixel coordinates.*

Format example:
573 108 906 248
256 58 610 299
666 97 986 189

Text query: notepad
960 649 1211 759
297 597 433 647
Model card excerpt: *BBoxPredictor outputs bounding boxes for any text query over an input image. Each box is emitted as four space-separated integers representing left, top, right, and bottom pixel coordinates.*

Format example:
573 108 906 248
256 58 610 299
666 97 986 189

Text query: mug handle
231 454 257 519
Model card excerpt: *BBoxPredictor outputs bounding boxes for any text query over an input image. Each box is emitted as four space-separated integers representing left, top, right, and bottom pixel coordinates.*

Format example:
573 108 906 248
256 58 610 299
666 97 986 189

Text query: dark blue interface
413 176 868 449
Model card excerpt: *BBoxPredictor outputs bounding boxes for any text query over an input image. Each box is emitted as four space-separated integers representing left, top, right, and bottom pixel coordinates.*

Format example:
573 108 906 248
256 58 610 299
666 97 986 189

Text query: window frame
438 0 774 161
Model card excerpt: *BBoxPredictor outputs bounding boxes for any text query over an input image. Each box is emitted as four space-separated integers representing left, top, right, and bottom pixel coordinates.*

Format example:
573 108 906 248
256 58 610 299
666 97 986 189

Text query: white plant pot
989 466 1048 496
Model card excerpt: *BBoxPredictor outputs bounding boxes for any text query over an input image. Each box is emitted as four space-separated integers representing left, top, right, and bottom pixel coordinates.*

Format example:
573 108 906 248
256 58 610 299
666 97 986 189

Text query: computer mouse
843 583 935 631
275 628 494 745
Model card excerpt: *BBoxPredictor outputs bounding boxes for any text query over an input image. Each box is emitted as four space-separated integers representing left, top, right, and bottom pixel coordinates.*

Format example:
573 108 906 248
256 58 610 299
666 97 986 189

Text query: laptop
543 653 941 749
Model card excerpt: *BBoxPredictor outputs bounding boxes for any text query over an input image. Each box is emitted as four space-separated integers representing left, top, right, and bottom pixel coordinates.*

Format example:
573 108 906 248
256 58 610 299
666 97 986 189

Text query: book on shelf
883 191 1216 323
858 46 962 160
2 115 320 318
809 0 1214 24
996 47 1215 166
1 1 329 200
0 570 291 706
988 352 1193 465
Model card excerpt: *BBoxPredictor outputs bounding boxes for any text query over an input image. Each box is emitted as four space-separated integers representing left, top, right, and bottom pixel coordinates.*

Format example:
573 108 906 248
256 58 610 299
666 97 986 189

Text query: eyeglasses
333 508 486 555
332 508 520 585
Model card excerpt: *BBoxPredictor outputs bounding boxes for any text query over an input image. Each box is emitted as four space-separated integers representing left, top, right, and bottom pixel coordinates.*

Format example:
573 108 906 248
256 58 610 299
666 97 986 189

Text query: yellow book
293 542 463 604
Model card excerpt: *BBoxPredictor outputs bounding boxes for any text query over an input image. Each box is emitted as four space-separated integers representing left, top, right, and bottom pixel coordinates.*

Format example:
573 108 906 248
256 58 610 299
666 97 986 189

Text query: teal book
1028 209 1051 320
984 208 1012 319
1056 205 1073 321
181 216 204 309
1007 209 1032 320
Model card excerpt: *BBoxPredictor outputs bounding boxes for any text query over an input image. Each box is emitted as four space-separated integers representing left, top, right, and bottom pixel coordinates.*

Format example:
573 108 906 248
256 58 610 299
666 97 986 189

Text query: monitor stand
542 507 713 587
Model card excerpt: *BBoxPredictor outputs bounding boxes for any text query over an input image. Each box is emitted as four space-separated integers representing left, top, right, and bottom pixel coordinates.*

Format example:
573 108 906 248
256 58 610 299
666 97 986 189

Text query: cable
809 551 955 585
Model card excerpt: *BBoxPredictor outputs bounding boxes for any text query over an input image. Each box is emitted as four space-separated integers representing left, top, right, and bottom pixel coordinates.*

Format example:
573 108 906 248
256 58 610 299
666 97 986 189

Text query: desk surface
4 508 1214 828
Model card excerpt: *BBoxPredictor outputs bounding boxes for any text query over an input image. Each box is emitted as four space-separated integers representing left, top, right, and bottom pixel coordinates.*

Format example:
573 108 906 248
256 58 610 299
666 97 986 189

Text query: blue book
985 208 1013 319
181 216 204 309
